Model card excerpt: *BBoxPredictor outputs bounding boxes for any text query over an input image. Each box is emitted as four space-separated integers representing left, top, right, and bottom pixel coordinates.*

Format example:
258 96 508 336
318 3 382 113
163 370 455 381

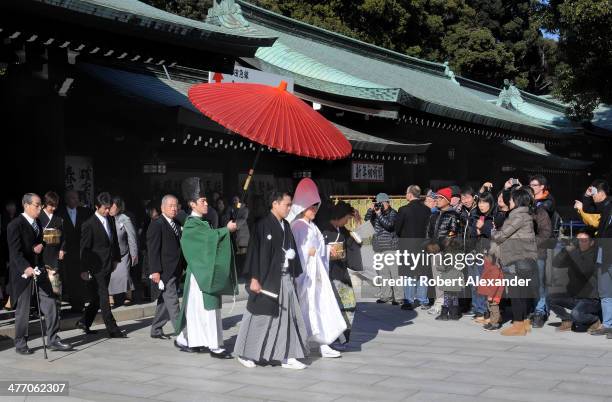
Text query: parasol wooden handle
235 146 262 213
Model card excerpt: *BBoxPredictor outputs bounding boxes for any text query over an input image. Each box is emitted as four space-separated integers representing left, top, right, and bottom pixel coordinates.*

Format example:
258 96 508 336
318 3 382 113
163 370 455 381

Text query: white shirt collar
190 211 202 218
22 212 35 225
95 212 107 225
162 214 174 224
44 210 53 220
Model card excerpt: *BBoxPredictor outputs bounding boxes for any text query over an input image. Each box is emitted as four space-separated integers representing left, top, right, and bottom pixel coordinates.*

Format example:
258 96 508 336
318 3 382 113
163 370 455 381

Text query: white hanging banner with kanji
209 63 294 92
65 155 95 207
351 161 384 182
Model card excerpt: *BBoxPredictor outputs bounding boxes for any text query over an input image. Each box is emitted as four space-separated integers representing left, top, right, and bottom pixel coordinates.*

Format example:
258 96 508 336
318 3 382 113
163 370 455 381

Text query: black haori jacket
245 212 302 316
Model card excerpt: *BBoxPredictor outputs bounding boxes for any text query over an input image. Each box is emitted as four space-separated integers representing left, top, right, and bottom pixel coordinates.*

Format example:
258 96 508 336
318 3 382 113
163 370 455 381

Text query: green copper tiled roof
253 41 406 102
237 0 567 137
34 0 276 42
79 63 427 154
256 42 386 88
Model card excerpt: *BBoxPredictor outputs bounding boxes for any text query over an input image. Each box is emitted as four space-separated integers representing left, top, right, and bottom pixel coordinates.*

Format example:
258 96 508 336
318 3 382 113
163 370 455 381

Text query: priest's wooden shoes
209 350 232 359
174 340 197 353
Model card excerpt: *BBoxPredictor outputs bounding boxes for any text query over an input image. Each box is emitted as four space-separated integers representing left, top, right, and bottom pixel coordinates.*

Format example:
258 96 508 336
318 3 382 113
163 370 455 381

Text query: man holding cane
8 193 72 355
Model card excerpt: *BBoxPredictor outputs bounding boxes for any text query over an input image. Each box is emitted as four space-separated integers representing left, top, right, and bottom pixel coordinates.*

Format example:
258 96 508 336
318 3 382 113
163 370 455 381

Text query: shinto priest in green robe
175 177 238 356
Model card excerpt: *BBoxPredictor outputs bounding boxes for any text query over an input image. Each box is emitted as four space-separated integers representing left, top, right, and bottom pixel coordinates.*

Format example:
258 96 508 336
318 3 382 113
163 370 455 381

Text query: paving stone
154 389 259 402
479 386 606 402
229 385 338 402
147 376 246 394
509 345 608 358
303 380 417 401
554 381 612 398
446 371 559 390
3 298 612 402
375 377 490 396
352 364 457 380
72 379 174 399
278 366 389 385
404 391 510 402
514 368 612 386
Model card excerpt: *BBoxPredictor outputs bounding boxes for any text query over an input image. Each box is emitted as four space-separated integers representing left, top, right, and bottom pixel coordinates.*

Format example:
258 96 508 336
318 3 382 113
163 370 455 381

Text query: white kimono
291 218 347 345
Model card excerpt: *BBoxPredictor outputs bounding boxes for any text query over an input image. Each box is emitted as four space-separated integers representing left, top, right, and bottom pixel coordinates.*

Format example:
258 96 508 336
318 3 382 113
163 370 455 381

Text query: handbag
332 279 356 310
45 265 62 296
514 258 537 277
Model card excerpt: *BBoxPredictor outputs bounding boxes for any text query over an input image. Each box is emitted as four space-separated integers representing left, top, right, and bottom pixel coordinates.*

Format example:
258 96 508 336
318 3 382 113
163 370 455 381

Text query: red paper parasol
188 81 352 160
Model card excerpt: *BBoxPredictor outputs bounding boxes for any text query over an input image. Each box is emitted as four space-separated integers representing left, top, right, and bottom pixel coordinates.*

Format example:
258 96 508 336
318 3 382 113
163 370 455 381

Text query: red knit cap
436 187 452 202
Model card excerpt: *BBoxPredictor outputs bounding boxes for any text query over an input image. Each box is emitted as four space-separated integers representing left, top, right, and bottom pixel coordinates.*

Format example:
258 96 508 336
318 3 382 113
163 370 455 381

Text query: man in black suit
8 193 73 354
57 190 92 312
147 194 185 341
395 185 432 310
76 192 125 338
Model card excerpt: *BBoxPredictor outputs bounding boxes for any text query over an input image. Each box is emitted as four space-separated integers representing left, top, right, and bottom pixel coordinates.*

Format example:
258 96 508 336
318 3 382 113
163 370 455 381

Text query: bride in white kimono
289 178 347 358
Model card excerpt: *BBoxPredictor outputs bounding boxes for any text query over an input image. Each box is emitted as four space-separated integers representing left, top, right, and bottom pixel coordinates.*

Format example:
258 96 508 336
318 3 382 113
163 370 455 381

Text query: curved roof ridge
256 41 388 88
237 0 448 77
44 0 274 39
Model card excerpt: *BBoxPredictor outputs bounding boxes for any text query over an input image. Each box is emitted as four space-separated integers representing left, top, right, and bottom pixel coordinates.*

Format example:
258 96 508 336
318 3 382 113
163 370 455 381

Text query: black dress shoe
375 299 387 304
400 303 414 310
197 346 210 353
483 322 502 331
151 334 171 340
174 340 196 353
75 321 98 334
391 301 400 306
210 350 232 359
16 346 34 355
48 339 73 351
532 314 546 328
109 330 127 338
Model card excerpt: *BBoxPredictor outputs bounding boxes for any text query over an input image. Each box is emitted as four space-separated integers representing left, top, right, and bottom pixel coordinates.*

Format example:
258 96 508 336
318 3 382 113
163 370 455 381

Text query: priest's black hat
181 177 207 204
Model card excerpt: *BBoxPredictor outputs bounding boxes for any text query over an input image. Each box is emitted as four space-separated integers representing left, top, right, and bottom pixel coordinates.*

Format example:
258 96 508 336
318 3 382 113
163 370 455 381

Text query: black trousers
14 279 60 349
62 254 87 309
80 269 119 333
507 277 534 322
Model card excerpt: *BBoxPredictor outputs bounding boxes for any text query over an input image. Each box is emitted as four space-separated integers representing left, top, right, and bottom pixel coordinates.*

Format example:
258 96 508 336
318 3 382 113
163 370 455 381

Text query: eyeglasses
29 203 42 208
529 183 542 188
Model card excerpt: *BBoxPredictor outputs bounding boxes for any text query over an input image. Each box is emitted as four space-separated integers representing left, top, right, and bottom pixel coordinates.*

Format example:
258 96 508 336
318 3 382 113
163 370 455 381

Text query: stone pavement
2 299 612 402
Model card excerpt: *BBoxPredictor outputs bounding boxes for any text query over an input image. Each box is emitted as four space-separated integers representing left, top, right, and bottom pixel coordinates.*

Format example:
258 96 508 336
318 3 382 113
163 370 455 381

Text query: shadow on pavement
345 301 416 352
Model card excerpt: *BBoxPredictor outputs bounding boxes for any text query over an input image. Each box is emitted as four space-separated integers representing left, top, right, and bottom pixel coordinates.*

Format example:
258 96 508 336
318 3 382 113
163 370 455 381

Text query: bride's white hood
288 178 321 223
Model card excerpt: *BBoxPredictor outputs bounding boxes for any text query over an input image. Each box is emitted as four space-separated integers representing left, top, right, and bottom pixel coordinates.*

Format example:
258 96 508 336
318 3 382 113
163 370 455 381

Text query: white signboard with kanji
351 161 384 182
209 63 294 92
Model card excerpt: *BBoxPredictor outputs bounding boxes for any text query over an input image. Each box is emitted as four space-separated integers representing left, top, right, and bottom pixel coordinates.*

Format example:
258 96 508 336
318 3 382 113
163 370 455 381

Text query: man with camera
550 228 600 332
577 180 612 337
365 193 400 305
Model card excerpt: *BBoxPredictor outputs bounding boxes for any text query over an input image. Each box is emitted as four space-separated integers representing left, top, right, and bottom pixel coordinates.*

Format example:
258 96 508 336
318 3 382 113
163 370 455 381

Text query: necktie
169 220 180 237
104 218 111 240
31 221 39 236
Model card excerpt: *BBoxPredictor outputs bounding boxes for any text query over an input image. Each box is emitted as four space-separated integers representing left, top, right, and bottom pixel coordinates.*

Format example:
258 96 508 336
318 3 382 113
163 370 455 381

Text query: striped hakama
234 272 309 362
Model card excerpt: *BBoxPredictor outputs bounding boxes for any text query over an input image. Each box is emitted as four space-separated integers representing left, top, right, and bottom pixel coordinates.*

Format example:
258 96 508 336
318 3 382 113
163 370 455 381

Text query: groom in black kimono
233 191 309 370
